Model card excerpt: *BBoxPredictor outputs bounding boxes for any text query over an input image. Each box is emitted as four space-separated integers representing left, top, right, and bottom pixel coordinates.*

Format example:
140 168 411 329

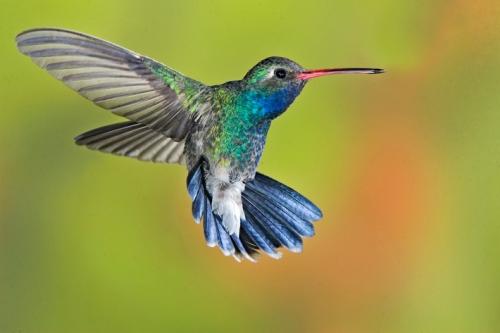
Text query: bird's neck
237 85 301 121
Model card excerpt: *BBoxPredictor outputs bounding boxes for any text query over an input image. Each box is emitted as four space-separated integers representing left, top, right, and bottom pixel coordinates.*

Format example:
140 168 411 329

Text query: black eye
274 68 287 79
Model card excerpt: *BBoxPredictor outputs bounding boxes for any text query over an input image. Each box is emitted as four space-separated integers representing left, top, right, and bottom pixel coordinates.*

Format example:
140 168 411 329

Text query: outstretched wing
16 28 209 140
75 121 186 164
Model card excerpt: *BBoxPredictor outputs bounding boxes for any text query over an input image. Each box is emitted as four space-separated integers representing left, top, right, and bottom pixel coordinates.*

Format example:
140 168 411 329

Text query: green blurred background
1 1 500 332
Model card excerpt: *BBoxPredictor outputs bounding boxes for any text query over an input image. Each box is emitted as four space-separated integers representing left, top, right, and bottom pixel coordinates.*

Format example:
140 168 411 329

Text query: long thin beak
297 67 384 80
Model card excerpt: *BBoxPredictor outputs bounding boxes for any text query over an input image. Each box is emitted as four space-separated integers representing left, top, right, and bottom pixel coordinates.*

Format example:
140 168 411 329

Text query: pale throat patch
206 166 246 236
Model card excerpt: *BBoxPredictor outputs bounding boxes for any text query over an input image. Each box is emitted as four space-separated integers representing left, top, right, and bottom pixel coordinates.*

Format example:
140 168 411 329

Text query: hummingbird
16 28 383 262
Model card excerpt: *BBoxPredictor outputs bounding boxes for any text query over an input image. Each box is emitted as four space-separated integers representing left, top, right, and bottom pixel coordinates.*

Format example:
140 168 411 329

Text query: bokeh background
1 1 500 332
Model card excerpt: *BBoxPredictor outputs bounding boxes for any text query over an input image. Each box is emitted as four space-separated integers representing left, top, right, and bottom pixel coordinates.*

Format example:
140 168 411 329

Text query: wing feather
17 28 210 140
75 121 186 164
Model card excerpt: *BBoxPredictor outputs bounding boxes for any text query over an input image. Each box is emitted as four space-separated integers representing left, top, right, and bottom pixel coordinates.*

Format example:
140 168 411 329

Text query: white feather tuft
206 166 245 236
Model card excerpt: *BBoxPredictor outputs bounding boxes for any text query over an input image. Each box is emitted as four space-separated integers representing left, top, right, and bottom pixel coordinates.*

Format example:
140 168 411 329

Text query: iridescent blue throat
238 85 303 121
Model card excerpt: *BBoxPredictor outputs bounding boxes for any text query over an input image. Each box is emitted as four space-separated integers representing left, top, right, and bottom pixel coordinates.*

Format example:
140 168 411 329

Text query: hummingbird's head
242 56 307 120
242 56 384 120
244 56 306 86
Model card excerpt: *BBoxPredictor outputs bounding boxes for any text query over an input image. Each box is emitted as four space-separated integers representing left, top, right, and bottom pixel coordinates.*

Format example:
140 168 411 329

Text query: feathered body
184 59 306 236
16 28 382 261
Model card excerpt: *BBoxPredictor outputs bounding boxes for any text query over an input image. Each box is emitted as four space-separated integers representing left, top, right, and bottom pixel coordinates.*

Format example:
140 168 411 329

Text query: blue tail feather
214 215 235 256
243 198 303 253
187 164 203 199
243 186 315 237
186 160 322 261
231 234 256 262
252 173 323 221
203 197 217 247
241 217 281 259
191 185 205 223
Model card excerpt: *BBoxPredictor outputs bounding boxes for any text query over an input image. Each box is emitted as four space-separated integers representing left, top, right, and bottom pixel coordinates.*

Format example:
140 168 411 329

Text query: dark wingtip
16 27 54 41
371 68 385 74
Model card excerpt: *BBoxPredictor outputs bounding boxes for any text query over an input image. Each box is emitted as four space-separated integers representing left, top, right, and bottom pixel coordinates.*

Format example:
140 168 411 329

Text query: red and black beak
297 67 384 80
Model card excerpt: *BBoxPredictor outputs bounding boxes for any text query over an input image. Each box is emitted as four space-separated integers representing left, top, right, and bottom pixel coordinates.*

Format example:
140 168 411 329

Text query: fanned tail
187 160 322 262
